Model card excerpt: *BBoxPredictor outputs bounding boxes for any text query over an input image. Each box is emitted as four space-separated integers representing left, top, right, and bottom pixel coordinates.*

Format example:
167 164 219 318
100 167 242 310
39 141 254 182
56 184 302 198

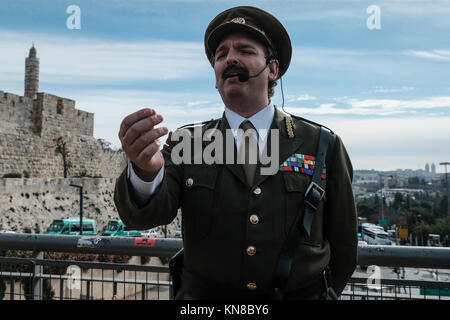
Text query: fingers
119 108 154 140
126 126 168 161
121 113 164 148
119 107 165 147
118 108 169 172
135 140 162 166
130 126 168 154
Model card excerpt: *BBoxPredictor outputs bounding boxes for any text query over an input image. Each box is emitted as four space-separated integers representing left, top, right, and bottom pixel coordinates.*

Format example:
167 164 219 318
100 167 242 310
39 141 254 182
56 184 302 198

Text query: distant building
425 163 430 173
431 163 436 174
378 188 425 205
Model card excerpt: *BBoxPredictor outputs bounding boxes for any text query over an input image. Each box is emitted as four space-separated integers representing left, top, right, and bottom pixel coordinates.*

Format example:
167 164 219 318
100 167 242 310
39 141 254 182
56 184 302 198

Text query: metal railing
1 233 449 300
342 275 450 300
0 233 181 300
0 255 171 300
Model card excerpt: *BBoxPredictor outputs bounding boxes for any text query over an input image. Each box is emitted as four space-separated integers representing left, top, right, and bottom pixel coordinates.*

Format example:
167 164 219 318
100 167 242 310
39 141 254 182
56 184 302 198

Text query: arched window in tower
57 99 64 115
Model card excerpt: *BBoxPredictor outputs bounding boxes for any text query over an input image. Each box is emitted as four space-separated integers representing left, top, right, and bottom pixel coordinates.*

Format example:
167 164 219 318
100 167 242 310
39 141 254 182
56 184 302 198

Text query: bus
362 227 391 245
45 218 97 235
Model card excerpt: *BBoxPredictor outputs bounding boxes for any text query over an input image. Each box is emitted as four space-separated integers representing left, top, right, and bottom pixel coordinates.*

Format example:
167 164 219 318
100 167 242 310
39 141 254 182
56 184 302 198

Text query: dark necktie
238 120 259 186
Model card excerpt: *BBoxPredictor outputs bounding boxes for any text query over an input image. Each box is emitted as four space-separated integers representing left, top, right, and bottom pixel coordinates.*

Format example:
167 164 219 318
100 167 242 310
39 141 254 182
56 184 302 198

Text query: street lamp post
440 162 450 215
440 162 450 247
378 173 389 224
69 184 83 235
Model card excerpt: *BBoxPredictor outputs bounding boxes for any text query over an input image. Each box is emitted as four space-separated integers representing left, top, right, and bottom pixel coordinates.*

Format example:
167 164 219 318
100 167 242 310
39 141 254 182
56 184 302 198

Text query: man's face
213 33 278 103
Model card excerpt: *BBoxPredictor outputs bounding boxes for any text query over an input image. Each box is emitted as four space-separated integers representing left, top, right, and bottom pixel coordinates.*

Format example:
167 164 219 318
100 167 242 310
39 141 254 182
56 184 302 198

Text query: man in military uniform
114 6 357 300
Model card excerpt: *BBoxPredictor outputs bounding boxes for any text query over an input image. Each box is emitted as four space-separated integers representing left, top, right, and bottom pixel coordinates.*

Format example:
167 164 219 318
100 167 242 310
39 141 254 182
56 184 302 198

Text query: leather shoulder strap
271 126 331 300
302 127 330 236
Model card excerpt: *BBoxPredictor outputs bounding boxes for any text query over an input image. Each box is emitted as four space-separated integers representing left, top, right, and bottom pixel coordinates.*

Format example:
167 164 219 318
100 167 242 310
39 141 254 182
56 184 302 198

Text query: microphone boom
238 60 271 82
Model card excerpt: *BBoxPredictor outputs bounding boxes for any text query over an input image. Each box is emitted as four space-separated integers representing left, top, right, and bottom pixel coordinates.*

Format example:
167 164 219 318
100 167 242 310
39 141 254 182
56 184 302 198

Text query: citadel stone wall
0 177 118 234
0 46 141 235
0 177 182 236
34 93 93 137
0 90 126 178
0 91 35 133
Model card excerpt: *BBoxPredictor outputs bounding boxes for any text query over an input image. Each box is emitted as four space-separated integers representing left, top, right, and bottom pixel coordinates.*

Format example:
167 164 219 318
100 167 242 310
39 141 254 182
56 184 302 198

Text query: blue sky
1 0 449 172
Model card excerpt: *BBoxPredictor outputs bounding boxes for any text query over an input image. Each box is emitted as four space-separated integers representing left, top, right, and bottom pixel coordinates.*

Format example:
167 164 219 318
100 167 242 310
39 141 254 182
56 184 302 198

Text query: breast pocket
283 172 326 246
182 165 218 239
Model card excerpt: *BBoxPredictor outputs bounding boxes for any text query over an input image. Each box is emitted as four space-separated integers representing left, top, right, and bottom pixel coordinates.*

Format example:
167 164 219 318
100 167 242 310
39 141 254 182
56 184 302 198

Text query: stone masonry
0 46 181 235
0 46 127 178
0 177 182 236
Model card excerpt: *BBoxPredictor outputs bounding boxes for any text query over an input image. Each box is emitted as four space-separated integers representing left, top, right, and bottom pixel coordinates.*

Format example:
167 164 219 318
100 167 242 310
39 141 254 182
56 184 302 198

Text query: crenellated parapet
0 46 125 179
34 93 94 137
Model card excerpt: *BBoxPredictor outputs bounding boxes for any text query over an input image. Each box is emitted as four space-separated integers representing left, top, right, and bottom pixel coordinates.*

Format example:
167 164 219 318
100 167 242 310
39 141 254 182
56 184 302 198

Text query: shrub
3 173 22 178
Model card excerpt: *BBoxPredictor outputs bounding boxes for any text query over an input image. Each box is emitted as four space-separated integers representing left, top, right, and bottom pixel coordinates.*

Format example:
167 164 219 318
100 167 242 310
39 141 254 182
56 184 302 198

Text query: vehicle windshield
47 222 63 232
105 223 120 231
376 233 388 239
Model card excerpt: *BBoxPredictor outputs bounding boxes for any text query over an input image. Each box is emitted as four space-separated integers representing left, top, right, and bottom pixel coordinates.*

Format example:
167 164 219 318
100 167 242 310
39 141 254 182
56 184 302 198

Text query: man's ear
268 59 279 81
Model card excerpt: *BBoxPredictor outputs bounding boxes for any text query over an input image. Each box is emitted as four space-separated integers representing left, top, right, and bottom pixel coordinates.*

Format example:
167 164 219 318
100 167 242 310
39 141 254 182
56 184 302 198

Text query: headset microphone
237 72 250 82
238 59 273 82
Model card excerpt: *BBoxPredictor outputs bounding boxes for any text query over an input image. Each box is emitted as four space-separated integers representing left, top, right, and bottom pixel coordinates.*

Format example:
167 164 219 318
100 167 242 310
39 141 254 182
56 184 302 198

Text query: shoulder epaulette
177 118 220 130
177 120 210 130
276 104 334 134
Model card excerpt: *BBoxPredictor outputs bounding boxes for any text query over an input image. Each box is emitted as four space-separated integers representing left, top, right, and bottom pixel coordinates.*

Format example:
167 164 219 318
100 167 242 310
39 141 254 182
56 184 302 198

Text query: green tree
54 136 72 178
392 192 403 211
437 195 449 218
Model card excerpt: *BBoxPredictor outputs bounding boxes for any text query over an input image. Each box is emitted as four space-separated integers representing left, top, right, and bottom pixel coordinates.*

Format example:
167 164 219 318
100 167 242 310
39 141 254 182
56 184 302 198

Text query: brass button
246 282 257 291
185 178 194 187
249 214 259 225
253 187 261 195
246 246 256 256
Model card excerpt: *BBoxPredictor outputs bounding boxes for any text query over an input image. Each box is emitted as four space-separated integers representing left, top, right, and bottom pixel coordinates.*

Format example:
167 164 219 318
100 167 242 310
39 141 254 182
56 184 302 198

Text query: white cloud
286 96 450 116
71 89 223 149
279 6 362 22
371 86 415 93
295 94 317 101
0 30 210 85
382 1 450 15
404 50 450 61
325 117 450 171
279 0 450 22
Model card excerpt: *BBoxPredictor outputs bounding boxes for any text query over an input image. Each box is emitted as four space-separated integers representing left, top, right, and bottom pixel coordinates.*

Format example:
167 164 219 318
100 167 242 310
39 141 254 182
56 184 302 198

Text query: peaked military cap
204 6 292 78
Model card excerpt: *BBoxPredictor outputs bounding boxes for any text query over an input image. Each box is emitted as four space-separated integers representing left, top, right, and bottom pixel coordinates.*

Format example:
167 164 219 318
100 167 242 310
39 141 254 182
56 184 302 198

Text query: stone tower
24 45 39 99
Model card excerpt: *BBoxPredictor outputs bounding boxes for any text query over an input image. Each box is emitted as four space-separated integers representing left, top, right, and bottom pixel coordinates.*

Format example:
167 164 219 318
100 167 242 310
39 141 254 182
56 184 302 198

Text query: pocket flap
283 172 310 193
184 165 218 190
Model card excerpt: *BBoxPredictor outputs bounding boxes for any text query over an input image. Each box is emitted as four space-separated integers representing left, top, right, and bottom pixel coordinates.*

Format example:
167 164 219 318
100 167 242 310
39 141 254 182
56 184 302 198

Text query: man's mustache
222 65 248 79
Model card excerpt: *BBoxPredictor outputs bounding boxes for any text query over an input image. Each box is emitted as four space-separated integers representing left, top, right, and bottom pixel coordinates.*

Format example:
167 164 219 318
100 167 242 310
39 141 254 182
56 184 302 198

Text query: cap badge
230 17 246 24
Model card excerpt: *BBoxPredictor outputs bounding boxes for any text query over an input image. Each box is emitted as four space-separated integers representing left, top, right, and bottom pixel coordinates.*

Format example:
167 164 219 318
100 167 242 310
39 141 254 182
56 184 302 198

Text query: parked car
175 228 182 238
45 218 97 235
101 219 141 237
358 240 368 247
140 229 158 237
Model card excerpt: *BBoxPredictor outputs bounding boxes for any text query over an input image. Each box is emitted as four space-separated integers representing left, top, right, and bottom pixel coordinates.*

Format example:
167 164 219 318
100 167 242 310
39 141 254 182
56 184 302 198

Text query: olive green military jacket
114 107 357 297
